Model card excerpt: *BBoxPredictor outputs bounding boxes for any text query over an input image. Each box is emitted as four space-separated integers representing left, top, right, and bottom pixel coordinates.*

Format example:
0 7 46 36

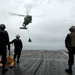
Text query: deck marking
63 52 68 56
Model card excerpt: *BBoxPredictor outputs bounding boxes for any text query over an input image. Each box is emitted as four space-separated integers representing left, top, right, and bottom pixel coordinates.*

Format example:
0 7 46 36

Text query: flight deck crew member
65 26 75 73
0 24 10 74
10 34 23 63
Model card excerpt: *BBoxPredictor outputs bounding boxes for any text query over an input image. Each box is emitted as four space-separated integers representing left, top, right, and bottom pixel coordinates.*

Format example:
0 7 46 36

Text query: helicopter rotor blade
32 14 46 18
9 12 26 17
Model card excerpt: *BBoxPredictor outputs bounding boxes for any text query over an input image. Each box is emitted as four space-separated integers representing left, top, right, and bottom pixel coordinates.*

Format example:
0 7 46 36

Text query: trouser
2 51 7 69
68 47 75 66
14 49 21 61
1 47 7 69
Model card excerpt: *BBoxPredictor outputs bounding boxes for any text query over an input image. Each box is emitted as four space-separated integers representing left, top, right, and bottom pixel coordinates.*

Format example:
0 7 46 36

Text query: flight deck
0 50 74 75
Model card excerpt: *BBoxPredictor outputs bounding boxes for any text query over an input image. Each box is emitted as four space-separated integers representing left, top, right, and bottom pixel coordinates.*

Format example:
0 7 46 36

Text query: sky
0 0 75 50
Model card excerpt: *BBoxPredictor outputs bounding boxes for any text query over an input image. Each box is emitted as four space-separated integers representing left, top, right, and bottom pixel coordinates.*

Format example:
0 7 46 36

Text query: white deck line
63 52 68 56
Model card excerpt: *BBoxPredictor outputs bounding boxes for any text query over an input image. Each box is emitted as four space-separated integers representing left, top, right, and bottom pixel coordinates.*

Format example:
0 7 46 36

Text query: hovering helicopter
9 11 32 42
9 4 33 42
9 12 32 29
9 3 33 29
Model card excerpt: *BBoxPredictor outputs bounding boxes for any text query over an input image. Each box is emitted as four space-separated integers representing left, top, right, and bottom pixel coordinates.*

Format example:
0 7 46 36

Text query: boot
65 66 72 73
65 69 72 73
17 59 19 63
1 68 8 74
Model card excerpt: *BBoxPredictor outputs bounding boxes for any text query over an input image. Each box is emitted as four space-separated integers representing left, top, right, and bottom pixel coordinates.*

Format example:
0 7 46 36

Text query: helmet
69 26 75 32
16 34 20 38
0 24 6 29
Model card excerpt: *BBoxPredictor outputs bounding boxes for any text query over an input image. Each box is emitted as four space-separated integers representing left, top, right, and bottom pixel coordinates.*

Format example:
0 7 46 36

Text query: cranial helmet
69 26 75 32
0 24 6 29
16 34 20 38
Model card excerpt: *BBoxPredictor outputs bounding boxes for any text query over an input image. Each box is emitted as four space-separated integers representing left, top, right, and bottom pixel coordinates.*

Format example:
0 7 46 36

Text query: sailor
0 24 10 73
10 34 23 63
65 26 75 73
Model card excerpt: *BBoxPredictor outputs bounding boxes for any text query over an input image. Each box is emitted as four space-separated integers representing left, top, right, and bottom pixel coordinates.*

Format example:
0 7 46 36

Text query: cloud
0 0 75 50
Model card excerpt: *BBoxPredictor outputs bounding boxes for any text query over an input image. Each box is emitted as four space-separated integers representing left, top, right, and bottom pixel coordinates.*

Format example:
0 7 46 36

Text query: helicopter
9 3 33 29
9 12 32 29
9 4 33 42
9 12 32 42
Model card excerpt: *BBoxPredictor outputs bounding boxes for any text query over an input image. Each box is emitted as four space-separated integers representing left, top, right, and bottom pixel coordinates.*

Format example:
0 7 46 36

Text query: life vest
69 32 75 47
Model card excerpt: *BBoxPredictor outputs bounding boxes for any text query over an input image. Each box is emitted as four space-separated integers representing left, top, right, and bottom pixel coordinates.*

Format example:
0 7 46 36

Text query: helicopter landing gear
20 24 28 29
20 26 27 29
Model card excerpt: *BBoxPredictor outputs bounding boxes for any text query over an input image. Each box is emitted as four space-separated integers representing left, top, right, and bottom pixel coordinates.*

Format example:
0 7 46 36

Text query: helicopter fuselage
23 15 32 26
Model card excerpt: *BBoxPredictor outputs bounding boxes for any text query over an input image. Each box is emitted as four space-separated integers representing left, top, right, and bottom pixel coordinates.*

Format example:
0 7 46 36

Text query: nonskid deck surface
0 50 75 75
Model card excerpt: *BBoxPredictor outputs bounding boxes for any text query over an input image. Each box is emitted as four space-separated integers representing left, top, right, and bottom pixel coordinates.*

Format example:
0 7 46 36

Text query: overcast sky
0 0 75 50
